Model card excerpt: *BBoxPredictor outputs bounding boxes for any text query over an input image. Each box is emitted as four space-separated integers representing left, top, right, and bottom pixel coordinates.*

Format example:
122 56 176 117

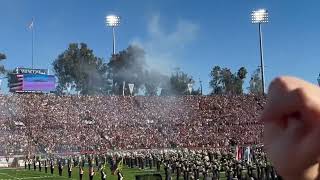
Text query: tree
0 53 6 61
108 45 147 95
233 67 247 94
221 68 234 94
52 43 109 95
144 70 166 96
0 53 7 74
209 66 247 95
162 68 195 95
209 66 223 94
248 68 263 95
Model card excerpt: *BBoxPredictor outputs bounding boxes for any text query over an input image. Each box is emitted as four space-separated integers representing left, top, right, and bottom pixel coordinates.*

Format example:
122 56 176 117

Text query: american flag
28 19 34 30
9 74 23 92
17 74 24 81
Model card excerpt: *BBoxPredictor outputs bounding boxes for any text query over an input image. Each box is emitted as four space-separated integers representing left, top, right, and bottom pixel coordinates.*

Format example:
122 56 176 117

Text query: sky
0 0 319 94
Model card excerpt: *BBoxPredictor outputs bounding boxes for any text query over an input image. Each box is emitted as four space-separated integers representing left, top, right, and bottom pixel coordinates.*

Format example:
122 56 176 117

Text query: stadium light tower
251 9 268 94
105 15 121 55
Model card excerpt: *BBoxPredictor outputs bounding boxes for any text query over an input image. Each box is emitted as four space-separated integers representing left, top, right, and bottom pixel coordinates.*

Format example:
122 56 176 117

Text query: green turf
0 165 228 180
0 165 165 180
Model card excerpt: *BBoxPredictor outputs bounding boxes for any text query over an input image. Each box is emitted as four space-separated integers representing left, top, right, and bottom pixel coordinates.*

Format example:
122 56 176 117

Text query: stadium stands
0 94 266 155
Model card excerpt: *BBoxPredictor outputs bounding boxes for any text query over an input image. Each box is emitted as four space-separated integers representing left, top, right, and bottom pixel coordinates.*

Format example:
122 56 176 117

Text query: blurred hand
261 76 320 180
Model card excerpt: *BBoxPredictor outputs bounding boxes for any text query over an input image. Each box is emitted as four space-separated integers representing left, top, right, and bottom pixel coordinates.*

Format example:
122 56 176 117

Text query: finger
261 77 296 124
264 118 301 156
262 89 320 128
261 76 320 124
261 88 304 125
264 122 284 148
268 76 318 92
296 123 320 168
284 118 303 141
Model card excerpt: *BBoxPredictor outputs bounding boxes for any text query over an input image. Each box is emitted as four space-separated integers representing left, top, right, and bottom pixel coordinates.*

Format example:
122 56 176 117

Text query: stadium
2 1 320 180
0 68 269 179
0 87 267 179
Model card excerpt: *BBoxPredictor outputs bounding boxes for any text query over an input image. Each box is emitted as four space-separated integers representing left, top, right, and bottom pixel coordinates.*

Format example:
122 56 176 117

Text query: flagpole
31 17 34 69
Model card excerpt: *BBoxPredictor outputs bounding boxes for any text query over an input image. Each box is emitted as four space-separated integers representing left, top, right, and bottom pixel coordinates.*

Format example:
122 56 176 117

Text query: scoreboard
8 68 56 93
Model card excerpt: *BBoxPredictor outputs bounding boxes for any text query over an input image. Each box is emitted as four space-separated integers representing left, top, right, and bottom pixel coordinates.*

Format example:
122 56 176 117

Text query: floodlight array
251 9 268 24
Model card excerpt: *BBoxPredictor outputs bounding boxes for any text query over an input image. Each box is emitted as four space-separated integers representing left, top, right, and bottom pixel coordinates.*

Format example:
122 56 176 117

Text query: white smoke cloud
131 14 199 75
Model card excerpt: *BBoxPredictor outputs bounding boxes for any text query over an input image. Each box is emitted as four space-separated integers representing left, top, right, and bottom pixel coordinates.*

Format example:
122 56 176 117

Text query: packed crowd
0 94 266 155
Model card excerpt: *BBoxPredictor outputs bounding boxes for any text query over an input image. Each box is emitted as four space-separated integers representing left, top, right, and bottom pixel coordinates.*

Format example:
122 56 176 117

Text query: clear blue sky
0 0 319 94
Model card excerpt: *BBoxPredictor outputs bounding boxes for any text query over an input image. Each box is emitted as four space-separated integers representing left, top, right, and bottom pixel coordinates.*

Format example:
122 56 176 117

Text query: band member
38 160 41 172
68 162 72 178
58 160 63 176
95 156 99 167
130 156 134 168
164 163 172 180
73 157 77 167
44 160 48 173
156 158 161 172
101 166 107 180
25 155 29 169
176 163 181 180
33 159 36 171
50 160 54 174
148 155 153 169
79 166 84 180
183 165 189 180
89 166 95 180
88 155 92 168
28 160 31 170
117 171 123 180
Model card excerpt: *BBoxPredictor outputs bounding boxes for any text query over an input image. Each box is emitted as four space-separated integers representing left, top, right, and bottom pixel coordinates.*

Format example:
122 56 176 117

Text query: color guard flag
244 146 251 163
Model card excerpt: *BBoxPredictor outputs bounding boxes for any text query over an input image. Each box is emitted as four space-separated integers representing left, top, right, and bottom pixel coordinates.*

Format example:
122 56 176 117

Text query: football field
0 166 162 180
0 166 230 180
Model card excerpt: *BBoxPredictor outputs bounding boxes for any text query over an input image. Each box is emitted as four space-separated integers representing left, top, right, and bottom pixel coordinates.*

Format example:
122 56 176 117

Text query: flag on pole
187 83 193 94
28 18 35 68
122 81 125 96
28 19 34 30
128 83 134 95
